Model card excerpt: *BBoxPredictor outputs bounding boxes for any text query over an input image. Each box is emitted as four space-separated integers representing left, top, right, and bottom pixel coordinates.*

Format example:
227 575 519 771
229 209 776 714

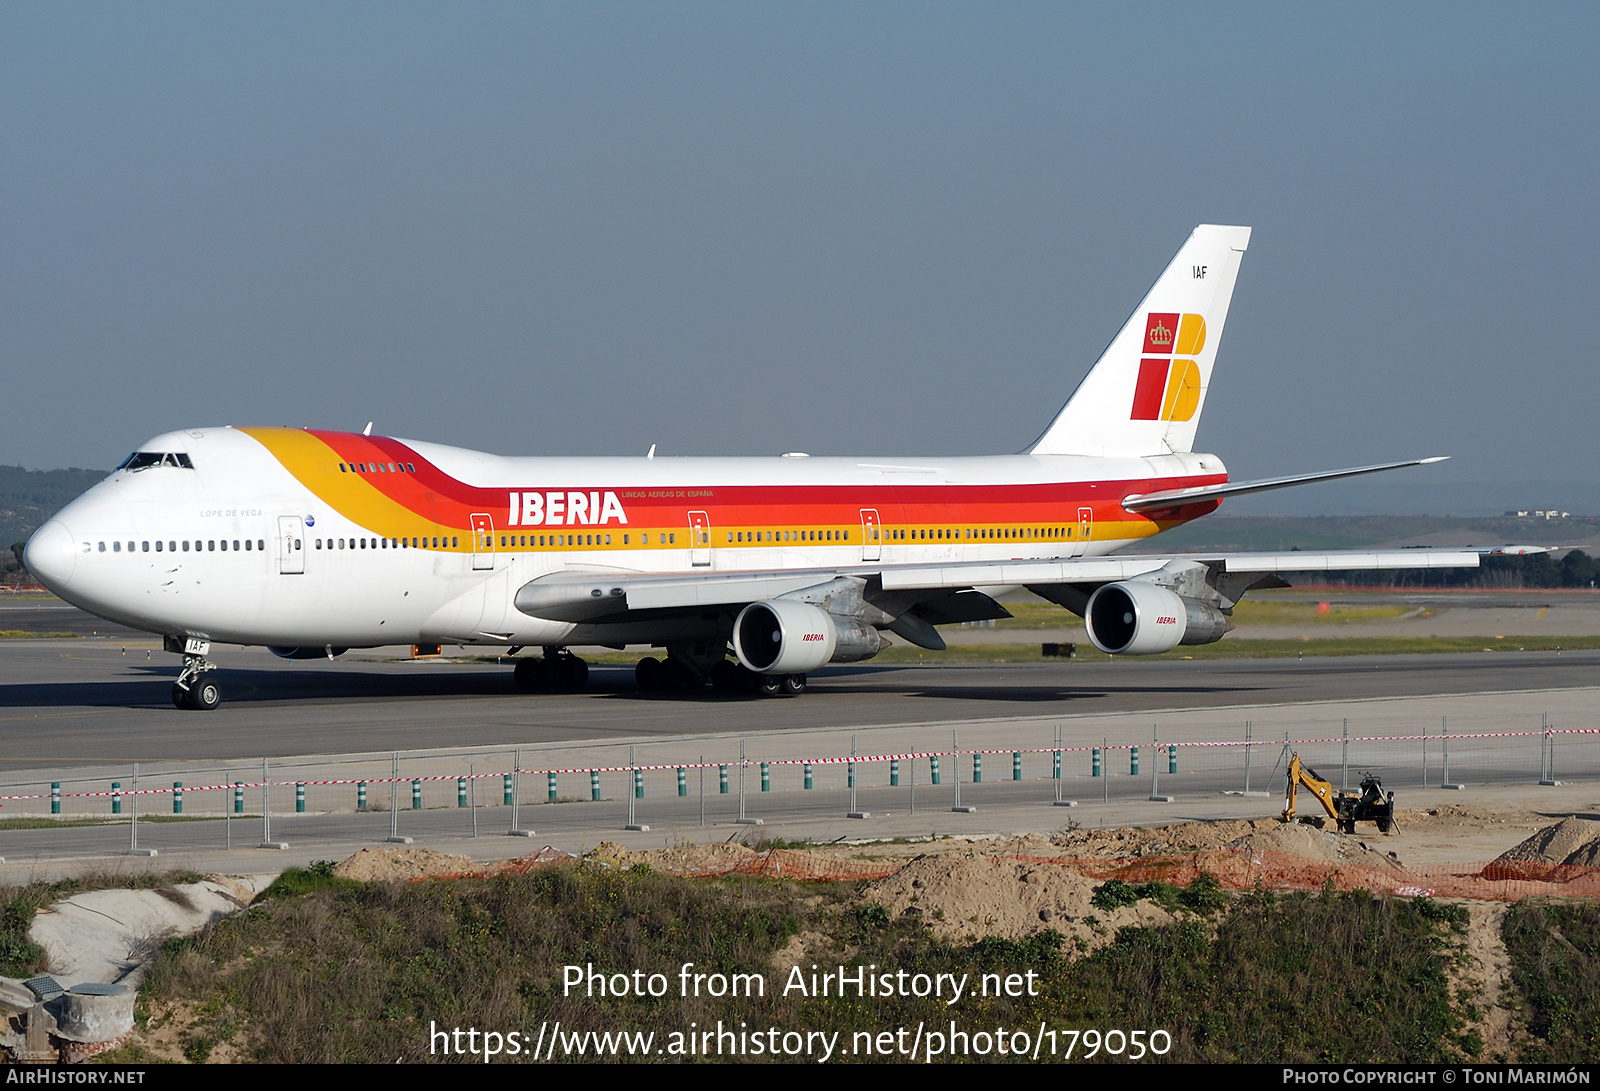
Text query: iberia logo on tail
1130 312 1206 421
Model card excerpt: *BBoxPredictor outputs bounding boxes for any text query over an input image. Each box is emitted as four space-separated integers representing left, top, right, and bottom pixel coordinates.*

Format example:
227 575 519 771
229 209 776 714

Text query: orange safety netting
432 847 1600 901
1000 851 1600 902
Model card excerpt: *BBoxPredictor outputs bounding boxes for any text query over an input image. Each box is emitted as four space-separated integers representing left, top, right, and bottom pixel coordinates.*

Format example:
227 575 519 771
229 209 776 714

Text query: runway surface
2 634 1597 766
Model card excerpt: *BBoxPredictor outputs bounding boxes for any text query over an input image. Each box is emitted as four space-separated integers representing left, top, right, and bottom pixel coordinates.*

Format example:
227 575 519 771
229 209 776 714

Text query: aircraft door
1077 506 1094 555
859 509 882 562
470 513 495 571
688 511 711 567
277 516 305 574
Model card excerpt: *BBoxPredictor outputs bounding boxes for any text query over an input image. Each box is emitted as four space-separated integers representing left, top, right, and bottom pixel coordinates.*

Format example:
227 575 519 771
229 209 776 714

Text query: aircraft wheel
756 674 782 697
661 658 696 691
710 659 741 693
780 673 807 696
172 683 191 710
635 656 663 692
190 678 222 711
559 656 589 690
514 657 548 691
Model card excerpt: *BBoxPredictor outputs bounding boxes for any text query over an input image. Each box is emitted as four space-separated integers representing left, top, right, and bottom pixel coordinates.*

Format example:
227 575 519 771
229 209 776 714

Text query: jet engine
732 600 882 674
1084 581 1230 655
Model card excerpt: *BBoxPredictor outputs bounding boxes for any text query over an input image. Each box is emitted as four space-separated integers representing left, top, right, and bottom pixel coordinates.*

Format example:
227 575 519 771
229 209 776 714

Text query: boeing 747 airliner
24 225 1476 708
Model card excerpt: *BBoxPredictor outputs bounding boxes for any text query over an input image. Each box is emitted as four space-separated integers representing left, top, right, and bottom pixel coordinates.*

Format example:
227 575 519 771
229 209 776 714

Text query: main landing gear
171 648 221 711
513 648 590 692
635 655 806 697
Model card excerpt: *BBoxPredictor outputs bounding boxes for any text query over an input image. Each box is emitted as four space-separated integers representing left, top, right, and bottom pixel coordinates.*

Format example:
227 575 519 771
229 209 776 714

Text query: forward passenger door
277 516 304 574
470 513 495 571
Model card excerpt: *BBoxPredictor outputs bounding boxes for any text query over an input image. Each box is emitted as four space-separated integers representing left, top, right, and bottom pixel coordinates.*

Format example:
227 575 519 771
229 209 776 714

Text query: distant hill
0 465 108 553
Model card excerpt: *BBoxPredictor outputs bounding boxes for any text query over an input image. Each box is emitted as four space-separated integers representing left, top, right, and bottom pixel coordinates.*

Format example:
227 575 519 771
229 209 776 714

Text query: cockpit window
118 452 194 471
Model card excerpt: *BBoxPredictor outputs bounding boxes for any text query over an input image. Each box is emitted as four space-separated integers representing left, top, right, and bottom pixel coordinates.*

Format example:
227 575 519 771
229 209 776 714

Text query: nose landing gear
167 636 221 711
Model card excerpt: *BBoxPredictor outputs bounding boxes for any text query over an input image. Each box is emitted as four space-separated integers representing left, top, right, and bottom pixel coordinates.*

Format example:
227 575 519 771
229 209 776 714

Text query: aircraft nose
24 519 77 591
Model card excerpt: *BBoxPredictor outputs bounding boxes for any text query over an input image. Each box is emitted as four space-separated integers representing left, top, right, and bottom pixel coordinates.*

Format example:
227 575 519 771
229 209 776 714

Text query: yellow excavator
1281 753 1398 834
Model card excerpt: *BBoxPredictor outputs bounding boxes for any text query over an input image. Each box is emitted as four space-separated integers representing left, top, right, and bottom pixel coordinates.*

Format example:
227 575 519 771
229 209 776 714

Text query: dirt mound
863 850 1180 949
1225 822 1403 867
1494 817 1600 866
585 841 756 871
333 846 476 881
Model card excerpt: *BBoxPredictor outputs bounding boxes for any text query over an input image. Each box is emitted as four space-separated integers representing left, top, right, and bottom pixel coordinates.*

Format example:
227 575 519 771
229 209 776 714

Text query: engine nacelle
732 600 882 674
1084 582 1230 655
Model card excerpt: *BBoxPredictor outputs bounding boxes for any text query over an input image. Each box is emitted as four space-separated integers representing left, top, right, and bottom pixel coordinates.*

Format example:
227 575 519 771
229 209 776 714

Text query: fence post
295 782 304 814
1540 712 1560 786
678 767 687 797
1149 724 1172 803
1051 724 1075 809
387 753 401 844
412 779 422 810
804 763 813 789
548 771 558 803
625 744 647 831
111 782 121 816
590 769 601 801
235 782 244 815
1243 721 1252 794
458 778 467 808
1442 715 1463 790
1342 718 1349 793
890 757 900 787
737 740 760 825
1013 751 1021 781
951 731 973 812
847 735 866 820
51 782 60 816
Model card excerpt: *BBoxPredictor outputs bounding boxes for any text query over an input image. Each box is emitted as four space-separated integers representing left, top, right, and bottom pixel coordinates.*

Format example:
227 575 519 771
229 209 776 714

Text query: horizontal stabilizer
1120 457 1449 512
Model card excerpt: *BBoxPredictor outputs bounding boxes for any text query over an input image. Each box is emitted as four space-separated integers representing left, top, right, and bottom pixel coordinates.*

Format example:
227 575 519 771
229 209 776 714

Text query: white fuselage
25 426 1226 649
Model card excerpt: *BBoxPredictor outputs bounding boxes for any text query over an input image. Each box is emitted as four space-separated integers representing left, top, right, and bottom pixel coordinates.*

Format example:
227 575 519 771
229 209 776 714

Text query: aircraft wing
514 548 1480 622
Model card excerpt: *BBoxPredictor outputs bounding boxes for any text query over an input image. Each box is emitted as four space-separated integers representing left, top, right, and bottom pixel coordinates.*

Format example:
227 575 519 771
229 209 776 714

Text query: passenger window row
339 461 416 474
97 539 262 553
313 537 459 549
490 533 680 548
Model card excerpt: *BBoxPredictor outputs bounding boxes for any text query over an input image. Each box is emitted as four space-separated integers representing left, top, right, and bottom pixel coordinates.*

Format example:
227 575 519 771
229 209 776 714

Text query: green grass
1502 901 1600 1061
0 630 78 639
0 813 254 829
981 598 1413 630
871 634 1600 664
130 867 1479 1064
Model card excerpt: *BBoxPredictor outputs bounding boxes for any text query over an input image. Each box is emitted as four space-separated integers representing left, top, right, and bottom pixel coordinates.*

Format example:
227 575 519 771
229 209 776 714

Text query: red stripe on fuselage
302 431 1224 534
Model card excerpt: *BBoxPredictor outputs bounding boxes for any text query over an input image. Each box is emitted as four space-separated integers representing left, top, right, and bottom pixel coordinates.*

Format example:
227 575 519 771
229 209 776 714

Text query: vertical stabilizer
1031 224 1250 457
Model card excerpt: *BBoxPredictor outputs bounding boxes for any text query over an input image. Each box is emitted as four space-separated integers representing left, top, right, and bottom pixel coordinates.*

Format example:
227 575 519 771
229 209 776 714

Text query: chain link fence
0 709 1594 864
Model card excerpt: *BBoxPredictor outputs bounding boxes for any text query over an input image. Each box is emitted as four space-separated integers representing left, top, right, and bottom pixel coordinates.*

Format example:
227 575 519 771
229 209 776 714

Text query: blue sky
3 4 1595 512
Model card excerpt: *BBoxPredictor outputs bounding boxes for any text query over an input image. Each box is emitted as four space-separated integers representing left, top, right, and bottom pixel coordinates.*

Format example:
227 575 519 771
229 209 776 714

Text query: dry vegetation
4 814 1583 1064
